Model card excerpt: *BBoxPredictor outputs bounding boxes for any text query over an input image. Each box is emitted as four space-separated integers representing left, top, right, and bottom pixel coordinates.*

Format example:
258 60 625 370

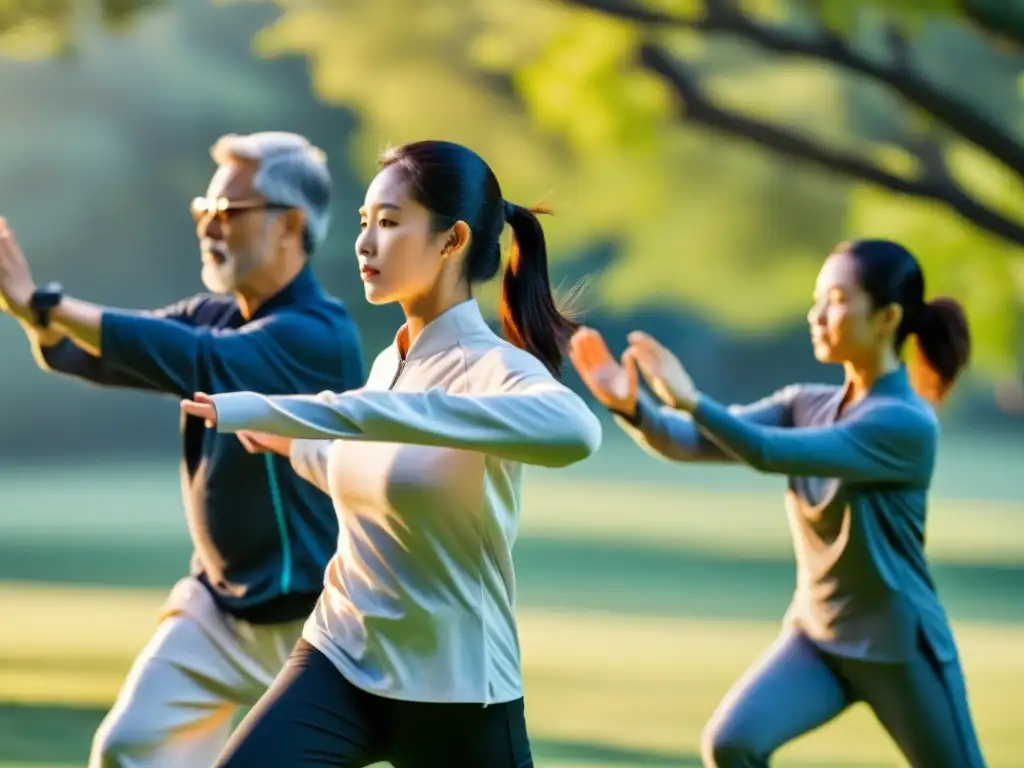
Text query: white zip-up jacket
211 299 602 704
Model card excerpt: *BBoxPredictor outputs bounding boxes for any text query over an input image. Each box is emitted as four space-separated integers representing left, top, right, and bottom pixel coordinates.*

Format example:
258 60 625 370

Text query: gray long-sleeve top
617 366 958 663
209 299 602 704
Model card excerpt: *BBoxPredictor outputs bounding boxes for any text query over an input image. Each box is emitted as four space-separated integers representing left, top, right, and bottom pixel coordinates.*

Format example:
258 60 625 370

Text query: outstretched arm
1 221 361 399
616 386 798 462
193 352 602 469
690 395 934 484
618 329 933 484
46 299 355 401
30 298 208 391
0 219 161 387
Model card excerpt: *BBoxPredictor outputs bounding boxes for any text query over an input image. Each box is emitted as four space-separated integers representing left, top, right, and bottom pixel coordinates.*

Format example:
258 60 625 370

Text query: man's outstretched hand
0 218 37 323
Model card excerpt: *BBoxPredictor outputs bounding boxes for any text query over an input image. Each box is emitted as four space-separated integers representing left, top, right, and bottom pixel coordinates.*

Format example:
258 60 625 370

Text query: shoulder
235 305 363 379
845 397 938 468
459 332 557 391
255 299 353 339
158 293 234 325
312 294 359 329
858 395 937 434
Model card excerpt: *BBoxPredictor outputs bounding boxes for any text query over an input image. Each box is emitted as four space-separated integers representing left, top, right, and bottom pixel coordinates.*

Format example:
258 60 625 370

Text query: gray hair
211 131 331 255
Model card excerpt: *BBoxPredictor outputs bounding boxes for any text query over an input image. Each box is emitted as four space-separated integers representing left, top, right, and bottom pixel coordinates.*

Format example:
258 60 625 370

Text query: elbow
746 447 772 474
549 412 603 467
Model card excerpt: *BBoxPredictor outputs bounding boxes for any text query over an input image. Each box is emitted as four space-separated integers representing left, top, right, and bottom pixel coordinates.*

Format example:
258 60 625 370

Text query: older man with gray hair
0 131 366 767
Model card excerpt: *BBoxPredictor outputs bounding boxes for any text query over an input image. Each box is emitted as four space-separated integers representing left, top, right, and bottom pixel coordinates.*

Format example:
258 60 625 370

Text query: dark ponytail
499 202 578 376
910 297 971 403
839 240 971 404
378 140 578 377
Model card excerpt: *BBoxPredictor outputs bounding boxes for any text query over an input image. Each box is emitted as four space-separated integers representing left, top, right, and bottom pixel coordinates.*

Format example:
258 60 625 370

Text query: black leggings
215 640 534 768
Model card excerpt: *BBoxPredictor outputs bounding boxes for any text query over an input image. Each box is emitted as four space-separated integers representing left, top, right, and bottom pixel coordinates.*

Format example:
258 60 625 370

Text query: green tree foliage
4 0 1023 376
250 1 849 332
0 0 164 57
249 0 1024 374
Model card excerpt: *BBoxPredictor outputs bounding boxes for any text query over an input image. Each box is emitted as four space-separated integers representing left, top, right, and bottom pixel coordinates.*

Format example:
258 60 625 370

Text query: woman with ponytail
181 140 601 767
570 239 985 767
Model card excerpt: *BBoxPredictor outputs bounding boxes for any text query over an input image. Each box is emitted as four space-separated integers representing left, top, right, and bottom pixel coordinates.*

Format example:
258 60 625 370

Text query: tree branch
964 0 1024 50
639 44 1024 246
561 0 1024 184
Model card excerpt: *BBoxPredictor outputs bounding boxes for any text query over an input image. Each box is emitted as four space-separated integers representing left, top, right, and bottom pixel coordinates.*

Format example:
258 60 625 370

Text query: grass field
0 448 1022 767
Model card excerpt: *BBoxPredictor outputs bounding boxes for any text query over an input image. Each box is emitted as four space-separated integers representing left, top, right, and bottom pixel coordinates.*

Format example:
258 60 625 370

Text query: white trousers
89 577 304 768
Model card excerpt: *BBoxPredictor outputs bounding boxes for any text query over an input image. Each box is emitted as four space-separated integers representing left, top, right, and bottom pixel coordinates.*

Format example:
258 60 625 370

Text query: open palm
626 331 698 411
568 327 638 416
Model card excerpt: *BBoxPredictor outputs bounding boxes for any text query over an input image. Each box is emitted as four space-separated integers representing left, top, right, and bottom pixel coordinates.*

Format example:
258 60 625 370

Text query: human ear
441 220 472 260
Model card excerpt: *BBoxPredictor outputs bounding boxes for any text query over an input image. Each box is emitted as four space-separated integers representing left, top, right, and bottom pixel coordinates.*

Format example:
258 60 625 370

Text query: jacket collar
392 299 491 362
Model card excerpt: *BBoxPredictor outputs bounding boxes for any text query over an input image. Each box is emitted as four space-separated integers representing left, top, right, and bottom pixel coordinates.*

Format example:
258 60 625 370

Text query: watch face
34 292 60 309
33 283 62 309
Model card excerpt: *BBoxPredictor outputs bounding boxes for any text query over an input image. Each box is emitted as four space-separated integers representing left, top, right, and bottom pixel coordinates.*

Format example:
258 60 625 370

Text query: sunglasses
190 196 293 225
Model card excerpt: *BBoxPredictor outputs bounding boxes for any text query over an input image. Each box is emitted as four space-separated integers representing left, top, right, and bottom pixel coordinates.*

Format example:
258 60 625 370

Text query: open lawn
0 453 1021 766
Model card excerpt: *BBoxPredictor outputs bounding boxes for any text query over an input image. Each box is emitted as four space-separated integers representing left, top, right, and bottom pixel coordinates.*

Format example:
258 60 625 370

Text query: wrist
675 391 700 413
28 282 63 330
6 293 33 324
609 399 641 426
15 315 62 345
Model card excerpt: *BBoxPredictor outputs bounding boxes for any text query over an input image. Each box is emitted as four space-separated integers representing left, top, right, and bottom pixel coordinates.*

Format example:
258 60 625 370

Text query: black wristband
30 282 63 329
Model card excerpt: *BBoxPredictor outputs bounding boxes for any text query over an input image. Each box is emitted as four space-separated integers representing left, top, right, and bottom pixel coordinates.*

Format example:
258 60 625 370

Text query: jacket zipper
388 359 405 390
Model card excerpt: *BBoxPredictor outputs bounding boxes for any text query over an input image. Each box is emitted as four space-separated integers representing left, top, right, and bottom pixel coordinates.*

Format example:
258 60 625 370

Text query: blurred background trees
1 0 1022 456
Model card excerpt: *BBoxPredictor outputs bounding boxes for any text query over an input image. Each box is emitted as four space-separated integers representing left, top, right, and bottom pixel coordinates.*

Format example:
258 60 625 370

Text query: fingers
626 330 669 361
0 219 25 265
237 432 261 453
626 340 658 378
180 400 203 416
194 392 214 404
626 343 666 403
569 327 606 391
0 218 12 262
570 326 613 370
620 348 639 393
180 399 216 427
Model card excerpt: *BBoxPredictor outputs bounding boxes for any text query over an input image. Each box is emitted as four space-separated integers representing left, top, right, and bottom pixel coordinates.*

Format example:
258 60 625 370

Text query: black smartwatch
30 282 63 329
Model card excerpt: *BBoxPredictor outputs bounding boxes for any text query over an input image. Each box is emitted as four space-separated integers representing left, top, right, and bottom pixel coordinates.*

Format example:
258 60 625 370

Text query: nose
807 302 824 327
355 226 374 258
197 212 223 241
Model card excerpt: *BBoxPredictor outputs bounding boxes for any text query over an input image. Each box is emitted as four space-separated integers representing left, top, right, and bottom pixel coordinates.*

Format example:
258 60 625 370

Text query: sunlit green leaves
516 15 673 154
254 0 857 332
10 0 1013 370
0 0 164 58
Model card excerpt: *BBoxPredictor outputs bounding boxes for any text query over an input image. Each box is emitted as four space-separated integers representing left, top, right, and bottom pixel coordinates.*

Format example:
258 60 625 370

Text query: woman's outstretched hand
237 431 294 457
569 327 639 418
625 331 699 412
181 392 218 427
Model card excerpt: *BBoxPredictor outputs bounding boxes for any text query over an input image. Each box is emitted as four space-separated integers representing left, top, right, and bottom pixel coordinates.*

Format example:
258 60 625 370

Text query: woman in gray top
569 240 985 767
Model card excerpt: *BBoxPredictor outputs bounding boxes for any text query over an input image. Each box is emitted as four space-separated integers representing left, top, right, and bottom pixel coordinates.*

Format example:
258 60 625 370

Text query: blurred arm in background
0 219 356 399
568 326 797 462
18 299 204 392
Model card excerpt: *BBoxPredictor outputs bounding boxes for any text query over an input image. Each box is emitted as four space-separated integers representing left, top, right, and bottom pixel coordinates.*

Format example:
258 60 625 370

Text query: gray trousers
702 628 986 767
90 578 304 768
